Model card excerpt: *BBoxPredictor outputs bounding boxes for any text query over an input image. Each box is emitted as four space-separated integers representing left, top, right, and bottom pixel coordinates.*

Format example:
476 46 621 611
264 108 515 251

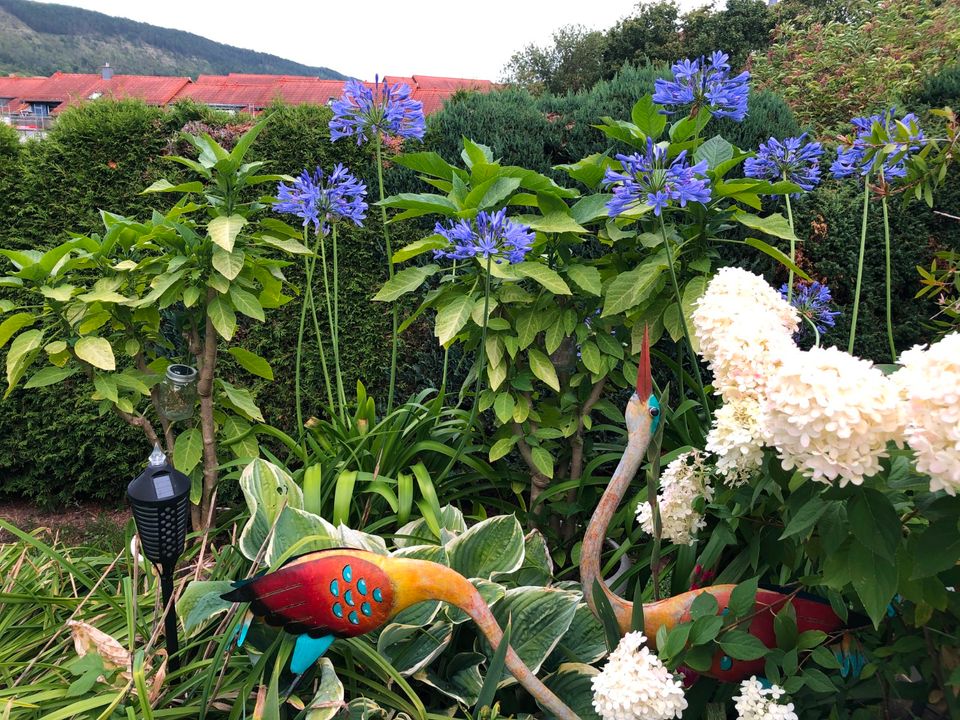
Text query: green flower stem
802 315 822 348
375 135 399 414
848 179 871 354
439 260 457 398
298 229 335 439
315 231 344 419
325 227 346 415
783 172 796 303
658 215 712 423
646 465 663 602
881 193 897 362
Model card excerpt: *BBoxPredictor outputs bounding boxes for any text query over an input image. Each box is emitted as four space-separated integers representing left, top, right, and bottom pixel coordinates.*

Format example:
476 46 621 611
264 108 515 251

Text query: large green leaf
74 336 115 371
514 263 571 295
719 630 769 660
238 459 304 561
228 347 274 380
434 294 474 346
378 193 459 219
207 214 247 252
5 328 43 395
601 258 666 317
631 95 667 139
219 380 264 422
377 621 453 676
528 348 560 391
695 135 735 169
393 151 456 180
735 212 798 242
743 237 812 281
542 663 601 720
548 604 607 666
173 428 203 475
848 488 901 562
565 264 602 296
0 312 35 350
207 295 237 340
848 540 898 628
24 365 79 388
177 580 235 635
265 506 340 566
229 286 265 321
487 587 580 684
212 245 245 281
448 515 524 579
392 236 447 263
465 176 522 210
373 265 439 302
304 659 345 720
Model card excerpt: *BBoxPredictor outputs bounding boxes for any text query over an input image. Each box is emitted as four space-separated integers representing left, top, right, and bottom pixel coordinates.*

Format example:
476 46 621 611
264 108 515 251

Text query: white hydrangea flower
637 451 714 545
733 677 799 720
591 631 687 720
692 267 799 402
706 397 765 484
893 333 960 495
761 345 905 486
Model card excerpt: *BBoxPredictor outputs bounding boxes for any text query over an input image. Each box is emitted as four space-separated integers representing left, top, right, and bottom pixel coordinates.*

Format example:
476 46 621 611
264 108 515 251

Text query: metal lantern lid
165 364 198 385
127 444 191 566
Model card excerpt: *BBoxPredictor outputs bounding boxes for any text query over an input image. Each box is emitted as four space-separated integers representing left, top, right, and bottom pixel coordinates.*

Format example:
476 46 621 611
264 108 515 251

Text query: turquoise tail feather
290 634 335 675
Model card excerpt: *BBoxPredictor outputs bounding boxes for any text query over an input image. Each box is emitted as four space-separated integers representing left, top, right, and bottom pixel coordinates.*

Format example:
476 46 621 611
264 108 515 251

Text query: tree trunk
194 290 220 532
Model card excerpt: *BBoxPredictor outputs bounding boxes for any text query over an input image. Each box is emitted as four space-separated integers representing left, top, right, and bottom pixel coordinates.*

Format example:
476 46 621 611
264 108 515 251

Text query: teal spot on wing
348 610 359 625
329 579 339 597
344 589 354 607
720 655 733 671
357 578 367 595
361 602 372 616
372 587 383 602
342 565 353 582
332 603 343 619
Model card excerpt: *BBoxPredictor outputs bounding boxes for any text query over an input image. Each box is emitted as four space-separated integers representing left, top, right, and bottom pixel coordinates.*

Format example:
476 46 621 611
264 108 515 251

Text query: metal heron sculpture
222 548 578 719
580 327 852 682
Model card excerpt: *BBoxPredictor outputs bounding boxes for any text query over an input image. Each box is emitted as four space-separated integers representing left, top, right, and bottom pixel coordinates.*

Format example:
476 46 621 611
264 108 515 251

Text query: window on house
30 103 54 116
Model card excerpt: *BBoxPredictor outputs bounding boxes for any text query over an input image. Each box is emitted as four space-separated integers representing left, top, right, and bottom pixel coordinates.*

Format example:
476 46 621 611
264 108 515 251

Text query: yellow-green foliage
752 0 960 129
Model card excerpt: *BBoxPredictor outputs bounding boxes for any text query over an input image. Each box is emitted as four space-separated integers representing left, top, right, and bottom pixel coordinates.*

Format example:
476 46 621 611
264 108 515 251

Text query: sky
32 0 712 81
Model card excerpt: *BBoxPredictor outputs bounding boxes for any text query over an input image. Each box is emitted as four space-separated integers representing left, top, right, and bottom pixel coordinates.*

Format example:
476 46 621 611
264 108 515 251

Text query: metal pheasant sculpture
580 327 851 682
222 548 578 719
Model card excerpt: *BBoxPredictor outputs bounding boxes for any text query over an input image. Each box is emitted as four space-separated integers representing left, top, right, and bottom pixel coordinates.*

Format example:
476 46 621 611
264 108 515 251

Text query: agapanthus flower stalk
780 280 840 342
830 108 924 181
274 164 368 236
745 133 823 194
433 209 534 265
653 50 750 122
329 75 426 145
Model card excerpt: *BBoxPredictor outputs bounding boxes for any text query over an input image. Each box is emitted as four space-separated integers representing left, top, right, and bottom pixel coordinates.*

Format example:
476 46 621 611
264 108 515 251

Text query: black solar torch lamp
128 444 191 670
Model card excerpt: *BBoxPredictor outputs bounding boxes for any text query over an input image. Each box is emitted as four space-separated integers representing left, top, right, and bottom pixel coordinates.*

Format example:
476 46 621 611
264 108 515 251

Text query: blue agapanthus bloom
433 209 534 265
781 281 840 337
744 133 824 194
329 75 426 145
274 164 367 235
603 138 711 217
653 51 750 122
830 108 924 180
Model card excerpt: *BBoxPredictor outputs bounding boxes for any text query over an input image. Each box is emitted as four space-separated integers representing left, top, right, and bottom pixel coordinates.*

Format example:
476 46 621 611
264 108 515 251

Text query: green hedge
0 100 432 505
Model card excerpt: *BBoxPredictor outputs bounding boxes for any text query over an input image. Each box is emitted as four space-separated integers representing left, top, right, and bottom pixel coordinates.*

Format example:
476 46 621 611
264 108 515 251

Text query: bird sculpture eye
649 407 660 417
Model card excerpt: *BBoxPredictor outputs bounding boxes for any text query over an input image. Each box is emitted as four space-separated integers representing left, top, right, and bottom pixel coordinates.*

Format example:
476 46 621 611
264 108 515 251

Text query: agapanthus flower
733 677 799 720
893 333 960 495
781 281 840 338
433 209 534 264
329 75 425 145
692 267 799 401
761 345 906 486
604 138 711 217
706 397 765 485
274 163 367 235
831 108 924 180
591 632 688 720
637 450 714 545
653 51 750 121
745 133 823 193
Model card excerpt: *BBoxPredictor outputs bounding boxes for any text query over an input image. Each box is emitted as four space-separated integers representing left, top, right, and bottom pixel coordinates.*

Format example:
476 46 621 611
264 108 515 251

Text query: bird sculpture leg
223 549 578 720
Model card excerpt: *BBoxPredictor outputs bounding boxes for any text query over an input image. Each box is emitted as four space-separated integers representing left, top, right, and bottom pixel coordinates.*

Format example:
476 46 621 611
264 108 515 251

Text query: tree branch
137 351 174 456
194 291 220 531
563 377 607 542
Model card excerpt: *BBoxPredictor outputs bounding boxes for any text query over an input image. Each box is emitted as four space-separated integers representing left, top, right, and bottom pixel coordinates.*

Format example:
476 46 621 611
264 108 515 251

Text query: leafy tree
500 25 607 96
601 1 684 77
681 0 774 69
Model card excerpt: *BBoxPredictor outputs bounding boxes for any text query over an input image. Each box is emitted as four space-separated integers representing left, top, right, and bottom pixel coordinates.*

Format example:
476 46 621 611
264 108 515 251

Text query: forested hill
0 0 345 78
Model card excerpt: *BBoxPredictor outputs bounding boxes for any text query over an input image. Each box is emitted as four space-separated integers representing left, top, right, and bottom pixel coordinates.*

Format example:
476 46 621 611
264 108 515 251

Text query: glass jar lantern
158 364 198 422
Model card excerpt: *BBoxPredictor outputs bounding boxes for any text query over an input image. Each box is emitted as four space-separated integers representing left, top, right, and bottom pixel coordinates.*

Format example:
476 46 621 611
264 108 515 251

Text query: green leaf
848 488 901 561
220 380 264 422
434 294 474 346
729 577 759 618
0 312 35 350
465 176 522 210
570 194 614 225
493 393 515 424
774 605 798 650
631 95 666 139
565 264 601 296
848 540 897 628
228 347 274 380
580 341 602 374
207 214 247 253
212 245 245 281
24 365 78 388
911 518 960 578
259 235 312 255
780 495 827 540
689 615 724 646
601 258 666 317
489 436 519 462
448 515 524 578
237 459 304 561
142 179 204 194
393 151 456 180
528 348 560 392
174 428 203 474
735 212 797 242
207 295 237 341
689 591 719 620
378 192 459 219
514 263 571 295
93 373 118 403
530 446 554 479
74 336 115 371
229 286 265 321
797 630 828 650
40 284 76 302
5 328 43 395
177 580 236 635
743 237 812 282
719 630 769 660
373 265 439 301
695 135 735 169
392 235 448 263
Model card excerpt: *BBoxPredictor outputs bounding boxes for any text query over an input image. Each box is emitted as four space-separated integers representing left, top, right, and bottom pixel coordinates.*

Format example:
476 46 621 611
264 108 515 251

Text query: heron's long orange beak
636 325 652 399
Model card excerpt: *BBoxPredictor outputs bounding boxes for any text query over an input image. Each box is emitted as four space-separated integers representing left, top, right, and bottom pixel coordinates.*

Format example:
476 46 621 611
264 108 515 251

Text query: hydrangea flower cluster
653 51 750 121
761 346 905 486
781 281 840 338
733 677 799 720
744 133 823 193
705 397 765 485
433 209 534 264
604 139 711 217
591 632 687 720
638 450 714 545
274 164 367 235
329 76 425 145
831 108 924 180
893 333 960 495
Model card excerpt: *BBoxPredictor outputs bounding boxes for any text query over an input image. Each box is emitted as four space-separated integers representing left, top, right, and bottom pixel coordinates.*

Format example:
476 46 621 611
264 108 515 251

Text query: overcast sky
33 0 712 81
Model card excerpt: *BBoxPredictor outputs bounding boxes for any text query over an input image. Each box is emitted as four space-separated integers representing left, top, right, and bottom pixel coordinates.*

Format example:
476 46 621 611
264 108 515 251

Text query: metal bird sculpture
580 327 850 682
222 548 578 720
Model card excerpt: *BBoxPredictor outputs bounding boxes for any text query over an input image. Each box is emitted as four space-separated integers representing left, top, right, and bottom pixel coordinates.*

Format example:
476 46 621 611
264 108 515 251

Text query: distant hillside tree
501 25 607 95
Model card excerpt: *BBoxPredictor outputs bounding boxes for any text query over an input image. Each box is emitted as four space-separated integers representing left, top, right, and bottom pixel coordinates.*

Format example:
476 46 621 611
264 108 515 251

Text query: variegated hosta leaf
238 458 303 561
542 663 601 720
377 620 453 676
448 514 525 579
264 507 339 567
304 659 344 720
